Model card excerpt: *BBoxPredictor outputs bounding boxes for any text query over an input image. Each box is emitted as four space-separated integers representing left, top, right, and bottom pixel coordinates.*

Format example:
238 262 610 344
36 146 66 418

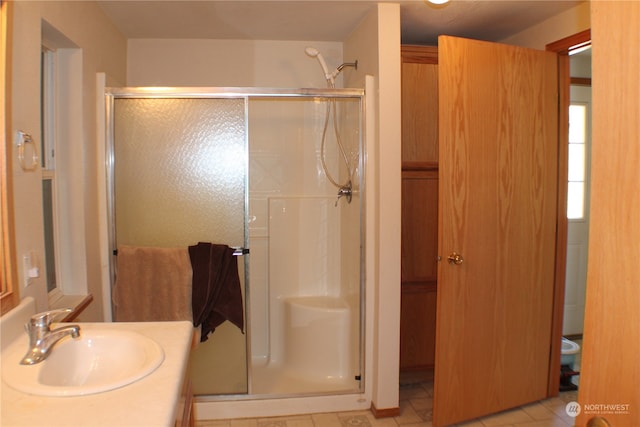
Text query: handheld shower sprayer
304 47 360 205
305 47 358 87
305 47 334 85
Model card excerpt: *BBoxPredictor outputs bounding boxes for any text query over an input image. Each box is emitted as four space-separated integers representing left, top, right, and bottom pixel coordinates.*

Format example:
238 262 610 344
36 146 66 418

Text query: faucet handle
28 308 73 329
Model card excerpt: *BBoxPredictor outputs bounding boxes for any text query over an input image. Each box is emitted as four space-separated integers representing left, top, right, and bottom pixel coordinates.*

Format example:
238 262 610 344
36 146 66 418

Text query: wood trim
546 29 591 55
570 77 591 86
402 161 438 172
59 294 94 322
401 45 438 64
402 170 438 182
549 53 570 398
546 29 591 398
0 1 18 316
176 378 195 427
401 281 437 291
401 56 439 163
370 403 401 418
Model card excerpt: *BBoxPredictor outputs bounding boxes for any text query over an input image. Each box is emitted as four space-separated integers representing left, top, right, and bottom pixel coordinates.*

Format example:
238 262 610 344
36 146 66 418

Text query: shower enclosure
106 88 365 398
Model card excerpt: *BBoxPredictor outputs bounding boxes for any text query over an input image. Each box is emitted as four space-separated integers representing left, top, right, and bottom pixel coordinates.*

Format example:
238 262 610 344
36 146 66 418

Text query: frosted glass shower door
113 97 248 395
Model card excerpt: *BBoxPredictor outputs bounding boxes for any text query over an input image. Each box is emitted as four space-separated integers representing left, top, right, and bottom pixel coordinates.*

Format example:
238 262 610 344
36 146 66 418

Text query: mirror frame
1 0 19 315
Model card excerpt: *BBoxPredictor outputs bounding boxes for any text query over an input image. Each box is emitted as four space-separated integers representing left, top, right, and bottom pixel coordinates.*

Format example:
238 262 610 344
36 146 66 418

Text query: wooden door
433 36 559 426
576 2 640 426
400 46 439 371
401 169 438 370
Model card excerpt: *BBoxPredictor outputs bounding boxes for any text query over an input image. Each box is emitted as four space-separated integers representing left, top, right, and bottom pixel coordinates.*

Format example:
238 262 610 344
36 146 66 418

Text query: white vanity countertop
1 317 193 427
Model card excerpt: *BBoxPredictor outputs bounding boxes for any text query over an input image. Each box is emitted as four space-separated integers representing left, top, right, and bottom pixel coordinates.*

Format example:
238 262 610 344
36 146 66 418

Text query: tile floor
196 382 579 427
198 340 584 427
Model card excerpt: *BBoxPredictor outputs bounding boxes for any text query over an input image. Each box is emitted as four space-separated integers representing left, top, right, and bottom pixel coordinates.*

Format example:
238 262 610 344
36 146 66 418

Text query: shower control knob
447 252 464 265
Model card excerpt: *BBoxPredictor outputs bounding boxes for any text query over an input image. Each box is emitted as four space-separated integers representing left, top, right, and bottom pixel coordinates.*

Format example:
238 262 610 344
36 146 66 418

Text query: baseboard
370 403 400 418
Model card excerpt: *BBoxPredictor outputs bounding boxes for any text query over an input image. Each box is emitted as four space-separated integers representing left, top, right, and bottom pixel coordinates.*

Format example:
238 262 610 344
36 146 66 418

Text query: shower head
305 46 334 85
304 47 320 58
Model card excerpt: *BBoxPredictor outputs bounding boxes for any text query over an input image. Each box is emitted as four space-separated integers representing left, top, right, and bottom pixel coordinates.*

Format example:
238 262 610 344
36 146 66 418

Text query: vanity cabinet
1 302 194 427
400 45 439 372
175 333 197 427
175 376 195 427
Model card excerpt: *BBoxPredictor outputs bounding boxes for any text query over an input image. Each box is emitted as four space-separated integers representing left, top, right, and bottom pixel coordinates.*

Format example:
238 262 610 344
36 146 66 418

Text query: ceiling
97 0 585 45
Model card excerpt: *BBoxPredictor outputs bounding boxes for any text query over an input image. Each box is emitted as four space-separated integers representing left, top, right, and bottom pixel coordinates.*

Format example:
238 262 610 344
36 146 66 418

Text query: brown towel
189 242 244 341
113 245 193 322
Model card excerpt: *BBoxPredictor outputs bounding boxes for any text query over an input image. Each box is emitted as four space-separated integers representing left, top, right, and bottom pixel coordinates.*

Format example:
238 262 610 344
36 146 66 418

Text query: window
41 46 58 294
567 103 588 220
39 25 89 304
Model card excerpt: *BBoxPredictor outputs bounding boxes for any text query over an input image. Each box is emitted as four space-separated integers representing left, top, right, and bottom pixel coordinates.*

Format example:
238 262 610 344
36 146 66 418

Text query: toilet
560 337 580 391
561 337 580 370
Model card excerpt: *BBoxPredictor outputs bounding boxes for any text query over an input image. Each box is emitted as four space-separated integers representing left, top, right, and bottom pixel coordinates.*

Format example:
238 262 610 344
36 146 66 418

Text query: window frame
39 32 89 304
41 45 62 300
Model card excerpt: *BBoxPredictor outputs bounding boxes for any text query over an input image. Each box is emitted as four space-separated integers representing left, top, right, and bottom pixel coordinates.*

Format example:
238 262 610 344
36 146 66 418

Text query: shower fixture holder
331 60 358 80
337 60 358 72
336 181 353 206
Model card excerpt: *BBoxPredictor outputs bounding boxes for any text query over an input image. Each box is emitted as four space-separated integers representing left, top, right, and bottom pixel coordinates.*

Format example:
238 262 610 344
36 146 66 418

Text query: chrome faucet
20 309 81 365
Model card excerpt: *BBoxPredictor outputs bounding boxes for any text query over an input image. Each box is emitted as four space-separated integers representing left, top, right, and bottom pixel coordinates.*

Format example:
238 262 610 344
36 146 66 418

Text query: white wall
9 1 127 317
344 3 402 414
501 2 590 49
127 39 343 88
571 54 592 79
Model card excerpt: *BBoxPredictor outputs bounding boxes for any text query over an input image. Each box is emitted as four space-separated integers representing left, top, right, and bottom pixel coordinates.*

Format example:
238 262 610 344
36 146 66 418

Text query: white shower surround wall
247 88 362 394
251 197 357 392
264 197 342 358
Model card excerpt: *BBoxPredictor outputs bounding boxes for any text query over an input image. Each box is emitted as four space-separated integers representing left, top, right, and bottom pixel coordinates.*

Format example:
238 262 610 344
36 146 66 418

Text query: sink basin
2 328 164 397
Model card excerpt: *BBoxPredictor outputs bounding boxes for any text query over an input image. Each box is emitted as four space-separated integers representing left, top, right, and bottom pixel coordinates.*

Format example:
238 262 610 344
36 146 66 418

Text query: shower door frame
104 86 367 399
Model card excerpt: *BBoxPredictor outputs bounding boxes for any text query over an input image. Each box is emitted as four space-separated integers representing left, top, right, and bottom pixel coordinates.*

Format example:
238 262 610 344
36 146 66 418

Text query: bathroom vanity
1 298 194 426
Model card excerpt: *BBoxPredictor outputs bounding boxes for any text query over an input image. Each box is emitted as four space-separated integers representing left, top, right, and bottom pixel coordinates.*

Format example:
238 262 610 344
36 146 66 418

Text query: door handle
447 252 464 265
587 417 611 427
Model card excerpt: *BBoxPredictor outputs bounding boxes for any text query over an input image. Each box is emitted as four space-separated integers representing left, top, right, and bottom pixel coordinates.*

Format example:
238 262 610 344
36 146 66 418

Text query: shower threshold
250 358 359 396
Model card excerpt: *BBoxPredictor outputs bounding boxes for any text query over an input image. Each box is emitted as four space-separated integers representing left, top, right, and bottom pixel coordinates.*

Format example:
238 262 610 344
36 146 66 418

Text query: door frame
545 28 591 397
